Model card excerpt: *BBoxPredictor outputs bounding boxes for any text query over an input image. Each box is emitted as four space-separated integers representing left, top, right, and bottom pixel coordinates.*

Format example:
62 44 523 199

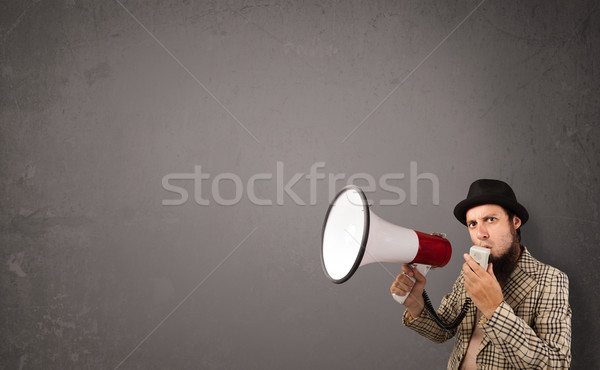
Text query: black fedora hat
454 179 529 226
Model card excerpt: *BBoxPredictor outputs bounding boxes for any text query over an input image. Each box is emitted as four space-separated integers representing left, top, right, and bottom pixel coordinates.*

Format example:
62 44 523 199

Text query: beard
489 227 522 286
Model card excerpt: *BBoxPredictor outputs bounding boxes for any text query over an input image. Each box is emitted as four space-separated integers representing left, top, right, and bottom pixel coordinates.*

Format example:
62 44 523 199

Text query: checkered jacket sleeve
402 272 466 343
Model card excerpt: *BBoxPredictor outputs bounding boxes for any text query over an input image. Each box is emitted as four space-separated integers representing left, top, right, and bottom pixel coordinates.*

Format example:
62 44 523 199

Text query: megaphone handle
392 263 431 304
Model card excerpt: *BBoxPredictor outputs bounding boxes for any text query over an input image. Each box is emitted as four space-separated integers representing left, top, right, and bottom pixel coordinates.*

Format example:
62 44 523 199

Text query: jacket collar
501 246 538 311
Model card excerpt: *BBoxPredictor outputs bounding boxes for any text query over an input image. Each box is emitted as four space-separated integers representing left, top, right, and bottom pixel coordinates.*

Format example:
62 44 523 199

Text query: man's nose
477 225 489 240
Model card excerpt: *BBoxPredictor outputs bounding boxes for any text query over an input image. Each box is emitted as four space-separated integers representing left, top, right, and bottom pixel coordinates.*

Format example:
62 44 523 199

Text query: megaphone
321 185 452 304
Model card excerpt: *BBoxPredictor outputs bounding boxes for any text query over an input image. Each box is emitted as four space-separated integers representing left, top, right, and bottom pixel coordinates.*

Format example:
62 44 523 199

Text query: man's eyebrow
479 213 504 221
484 213 503 218
467 212 503 223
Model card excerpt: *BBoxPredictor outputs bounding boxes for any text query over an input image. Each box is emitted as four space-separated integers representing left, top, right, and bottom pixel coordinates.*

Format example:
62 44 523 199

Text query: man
390 179 572 369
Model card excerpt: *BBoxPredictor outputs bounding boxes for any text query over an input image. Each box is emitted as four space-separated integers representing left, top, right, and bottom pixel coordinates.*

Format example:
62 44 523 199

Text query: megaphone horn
321 185 452 303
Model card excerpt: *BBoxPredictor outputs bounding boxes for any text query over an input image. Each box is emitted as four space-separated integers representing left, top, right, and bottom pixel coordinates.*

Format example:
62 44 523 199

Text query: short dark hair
502 207 522 243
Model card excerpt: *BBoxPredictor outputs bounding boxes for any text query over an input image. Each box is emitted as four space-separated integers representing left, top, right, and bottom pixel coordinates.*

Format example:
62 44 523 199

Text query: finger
394 273 412 285
391 275 414 292
396 276 415 291
462 259 474 273
391 282 411 296
462 264 477 292
394 273 403 283
400 264 414 277
462 261 478 281
463 253 477 265
391 287 410 296
463 254 485 274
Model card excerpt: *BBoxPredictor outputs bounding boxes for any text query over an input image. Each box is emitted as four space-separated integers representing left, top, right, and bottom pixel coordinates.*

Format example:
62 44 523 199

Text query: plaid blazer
403 247 572 369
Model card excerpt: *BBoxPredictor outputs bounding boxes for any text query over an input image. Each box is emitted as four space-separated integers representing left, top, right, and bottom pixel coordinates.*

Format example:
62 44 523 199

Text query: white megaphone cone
321 185 452 304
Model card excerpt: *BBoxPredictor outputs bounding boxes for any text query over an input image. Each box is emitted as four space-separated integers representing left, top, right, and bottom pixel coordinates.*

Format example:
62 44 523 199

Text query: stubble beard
488 226 522 286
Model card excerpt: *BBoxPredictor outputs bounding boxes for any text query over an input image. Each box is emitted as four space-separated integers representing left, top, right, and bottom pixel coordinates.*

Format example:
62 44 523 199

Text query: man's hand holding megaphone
391 265 427 319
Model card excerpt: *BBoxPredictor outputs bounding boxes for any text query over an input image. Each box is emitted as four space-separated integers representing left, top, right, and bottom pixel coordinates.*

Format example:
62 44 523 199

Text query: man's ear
512 215 522 229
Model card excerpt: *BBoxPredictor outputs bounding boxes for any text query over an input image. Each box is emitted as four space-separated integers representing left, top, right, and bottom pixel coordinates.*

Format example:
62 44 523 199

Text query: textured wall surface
1 0 599 369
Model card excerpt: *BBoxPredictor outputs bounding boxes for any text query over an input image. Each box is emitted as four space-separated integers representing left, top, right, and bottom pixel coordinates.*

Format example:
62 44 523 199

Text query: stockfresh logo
162 161 440 206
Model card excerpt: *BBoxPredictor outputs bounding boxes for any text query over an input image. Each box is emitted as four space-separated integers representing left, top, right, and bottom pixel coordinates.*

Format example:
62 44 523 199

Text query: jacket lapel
457 273 477 356
502 264 537 311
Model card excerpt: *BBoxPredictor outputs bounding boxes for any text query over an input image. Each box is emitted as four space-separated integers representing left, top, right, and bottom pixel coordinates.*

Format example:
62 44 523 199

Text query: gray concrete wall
1 0 598 368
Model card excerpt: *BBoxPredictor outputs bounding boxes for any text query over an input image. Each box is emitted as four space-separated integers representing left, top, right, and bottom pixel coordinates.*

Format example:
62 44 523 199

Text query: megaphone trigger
414 263 432 277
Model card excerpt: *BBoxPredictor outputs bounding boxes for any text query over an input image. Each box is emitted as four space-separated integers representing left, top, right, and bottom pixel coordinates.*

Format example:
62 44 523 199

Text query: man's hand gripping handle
392 263 431 304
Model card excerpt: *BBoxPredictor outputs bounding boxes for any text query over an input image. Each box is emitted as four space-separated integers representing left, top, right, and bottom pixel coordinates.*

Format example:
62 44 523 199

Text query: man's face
465 204 521 260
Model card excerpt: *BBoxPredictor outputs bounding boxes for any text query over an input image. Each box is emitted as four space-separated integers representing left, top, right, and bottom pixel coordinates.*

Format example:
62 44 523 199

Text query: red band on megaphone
411 231 452 268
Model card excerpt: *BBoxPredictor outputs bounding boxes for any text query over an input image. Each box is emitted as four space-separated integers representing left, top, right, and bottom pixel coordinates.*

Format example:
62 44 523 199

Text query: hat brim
453 194 529 226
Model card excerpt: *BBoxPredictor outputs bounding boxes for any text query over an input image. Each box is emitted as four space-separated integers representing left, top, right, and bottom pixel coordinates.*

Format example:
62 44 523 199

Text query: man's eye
468 222 476 227
487 217 496 222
